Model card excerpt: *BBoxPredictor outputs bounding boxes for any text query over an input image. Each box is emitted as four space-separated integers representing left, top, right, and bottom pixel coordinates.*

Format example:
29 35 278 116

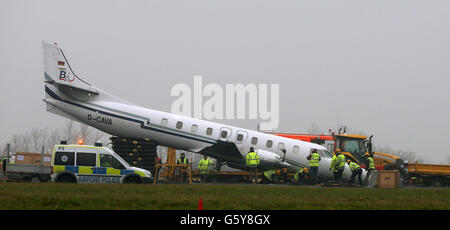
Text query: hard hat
303 168 309 173
364 152 370 157
336 149 341 152
347 160 351 164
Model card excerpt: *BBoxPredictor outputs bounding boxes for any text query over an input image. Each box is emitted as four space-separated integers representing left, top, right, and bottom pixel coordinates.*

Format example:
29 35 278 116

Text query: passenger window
206 127 213 136
266 140 273 148
54 152 75 166
191 124 198 133
100 154 125 169
278 143 285 151
161 118 168 126
100 154 113 167
293 146 300 154
76 152 96 166
221 130 228 138
176 121 183 129
251 137 258 145
236 134 244 142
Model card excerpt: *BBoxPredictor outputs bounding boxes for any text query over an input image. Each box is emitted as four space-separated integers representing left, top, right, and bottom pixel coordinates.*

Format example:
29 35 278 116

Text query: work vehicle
6 164 51 182
51 142 153 184
5 153 52 182
407 162 450 187
41 41 361 182
1 151 52 182
269 129 450 187
268 129 402 170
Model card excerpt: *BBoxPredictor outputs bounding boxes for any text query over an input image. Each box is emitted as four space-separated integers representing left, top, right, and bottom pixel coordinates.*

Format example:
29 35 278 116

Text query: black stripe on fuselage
45 85 216 145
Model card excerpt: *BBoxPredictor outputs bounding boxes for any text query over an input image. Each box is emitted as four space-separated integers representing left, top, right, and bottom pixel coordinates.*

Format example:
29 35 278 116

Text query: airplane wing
199 140 244 163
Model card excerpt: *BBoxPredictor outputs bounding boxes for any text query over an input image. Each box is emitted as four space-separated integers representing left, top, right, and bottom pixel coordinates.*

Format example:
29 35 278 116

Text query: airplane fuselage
42 41 362 181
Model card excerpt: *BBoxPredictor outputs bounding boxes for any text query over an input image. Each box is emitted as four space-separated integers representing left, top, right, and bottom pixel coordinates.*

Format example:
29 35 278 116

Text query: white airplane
42 41 364 182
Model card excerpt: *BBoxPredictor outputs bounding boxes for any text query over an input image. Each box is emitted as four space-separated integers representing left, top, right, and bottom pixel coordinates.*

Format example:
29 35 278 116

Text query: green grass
0 183 448 210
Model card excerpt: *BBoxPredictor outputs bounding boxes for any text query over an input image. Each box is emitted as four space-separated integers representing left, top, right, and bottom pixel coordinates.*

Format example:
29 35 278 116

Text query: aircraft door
219 127 232 141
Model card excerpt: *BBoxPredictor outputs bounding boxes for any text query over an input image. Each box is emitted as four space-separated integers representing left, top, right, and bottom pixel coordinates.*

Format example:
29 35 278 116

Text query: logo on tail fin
59 70 75 83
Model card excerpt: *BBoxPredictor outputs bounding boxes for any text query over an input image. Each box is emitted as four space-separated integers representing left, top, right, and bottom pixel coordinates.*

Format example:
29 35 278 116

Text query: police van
51 142 153 184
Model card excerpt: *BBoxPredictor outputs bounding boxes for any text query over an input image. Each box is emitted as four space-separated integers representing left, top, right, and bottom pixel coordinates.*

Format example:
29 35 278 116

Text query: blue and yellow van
50 144 153 184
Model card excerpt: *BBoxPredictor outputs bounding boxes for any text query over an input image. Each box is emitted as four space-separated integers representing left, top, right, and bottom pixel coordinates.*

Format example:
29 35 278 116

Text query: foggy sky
1 0 449 163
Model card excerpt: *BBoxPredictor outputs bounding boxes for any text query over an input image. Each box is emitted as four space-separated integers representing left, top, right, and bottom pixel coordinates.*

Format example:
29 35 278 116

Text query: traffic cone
198 198 203 210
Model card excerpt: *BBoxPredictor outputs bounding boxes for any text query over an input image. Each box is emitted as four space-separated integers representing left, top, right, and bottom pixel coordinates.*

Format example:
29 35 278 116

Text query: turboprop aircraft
42 41 364 181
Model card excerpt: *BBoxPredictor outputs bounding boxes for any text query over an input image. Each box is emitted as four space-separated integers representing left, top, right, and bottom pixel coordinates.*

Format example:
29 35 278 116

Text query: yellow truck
407 162 450 187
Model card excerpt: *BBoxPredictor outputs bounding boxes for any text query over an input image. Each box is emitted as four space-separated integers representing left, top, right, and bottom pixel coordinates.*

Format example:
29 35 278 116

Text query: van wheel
57 174 75 183
124 176 141 184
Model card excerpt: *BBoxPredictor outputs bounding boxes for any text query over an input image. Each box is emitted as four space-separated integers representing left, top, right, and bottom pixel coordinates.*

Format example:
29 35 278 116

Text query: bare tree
78 123 90 142
77 123 106 145
63 120 77 144
2 119 110 155
89 128 106 144
30 128 47 153
9 134 29 153
44 127 63 153
374 145 423 163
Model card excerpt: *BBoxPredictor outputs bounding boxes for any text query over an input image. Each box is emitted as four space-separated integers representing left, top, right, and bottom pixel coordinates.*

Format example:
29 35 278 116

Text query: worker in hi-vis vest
337 151 346 181
294 167 309 185
198 156 214 182
364 152 375 186
246 147 260 184
330 149 341 181
347 160 363 186
198 155 214 183
306 148 321 185
263 169 277 184
176 152 190 183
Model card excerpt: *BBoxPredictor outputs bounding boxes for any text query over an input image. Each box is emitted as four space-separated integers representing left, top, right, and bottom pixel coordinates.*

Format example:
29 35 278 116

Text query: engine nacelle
256 149 291 170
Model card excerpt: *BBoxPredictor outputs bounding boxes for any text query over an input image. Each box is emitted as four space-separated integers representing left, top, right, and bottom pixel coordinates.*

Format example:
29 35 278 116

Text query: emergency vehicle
51 142 153 184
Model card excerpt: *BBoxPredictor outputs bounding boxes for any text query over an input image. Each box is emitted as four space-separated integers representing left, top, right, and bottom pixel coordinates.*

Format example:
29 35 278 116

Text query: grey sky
1 0 449 163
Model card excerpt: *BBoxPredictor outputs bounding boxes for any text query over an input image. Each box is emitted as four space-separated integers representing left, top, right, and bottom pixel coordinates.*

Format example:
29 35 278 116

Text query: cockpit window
318 149 333 158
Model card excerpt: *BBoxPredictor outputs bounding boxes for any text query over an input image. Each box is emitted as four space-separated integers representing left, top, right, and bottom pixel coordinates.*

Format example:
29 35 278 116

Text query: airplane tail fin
42 41 98 95
42 41 135 122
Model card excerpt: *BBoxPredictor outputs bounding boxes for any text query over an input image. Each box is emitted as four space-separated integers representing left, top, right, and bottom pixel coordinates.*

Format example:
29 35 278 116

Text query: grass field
0 183 449 210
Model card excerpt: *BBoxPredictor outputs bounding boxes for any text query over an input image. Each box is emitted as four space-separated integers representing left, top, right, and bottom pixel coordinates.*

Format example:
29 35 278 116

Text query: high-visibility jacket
264 170 276 181
330 156 339 172
246 151 260 167
349 162 361 172
337 154 346 169
177 158 188 164
309 153 320 167
294 168 305 182
367 157 375 170
198 158 213 174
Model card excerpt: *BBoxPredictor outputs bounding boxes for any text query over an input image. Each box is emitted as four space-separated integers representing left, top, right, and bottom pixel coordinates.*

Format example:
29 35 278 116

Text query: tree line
1 120 109 156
